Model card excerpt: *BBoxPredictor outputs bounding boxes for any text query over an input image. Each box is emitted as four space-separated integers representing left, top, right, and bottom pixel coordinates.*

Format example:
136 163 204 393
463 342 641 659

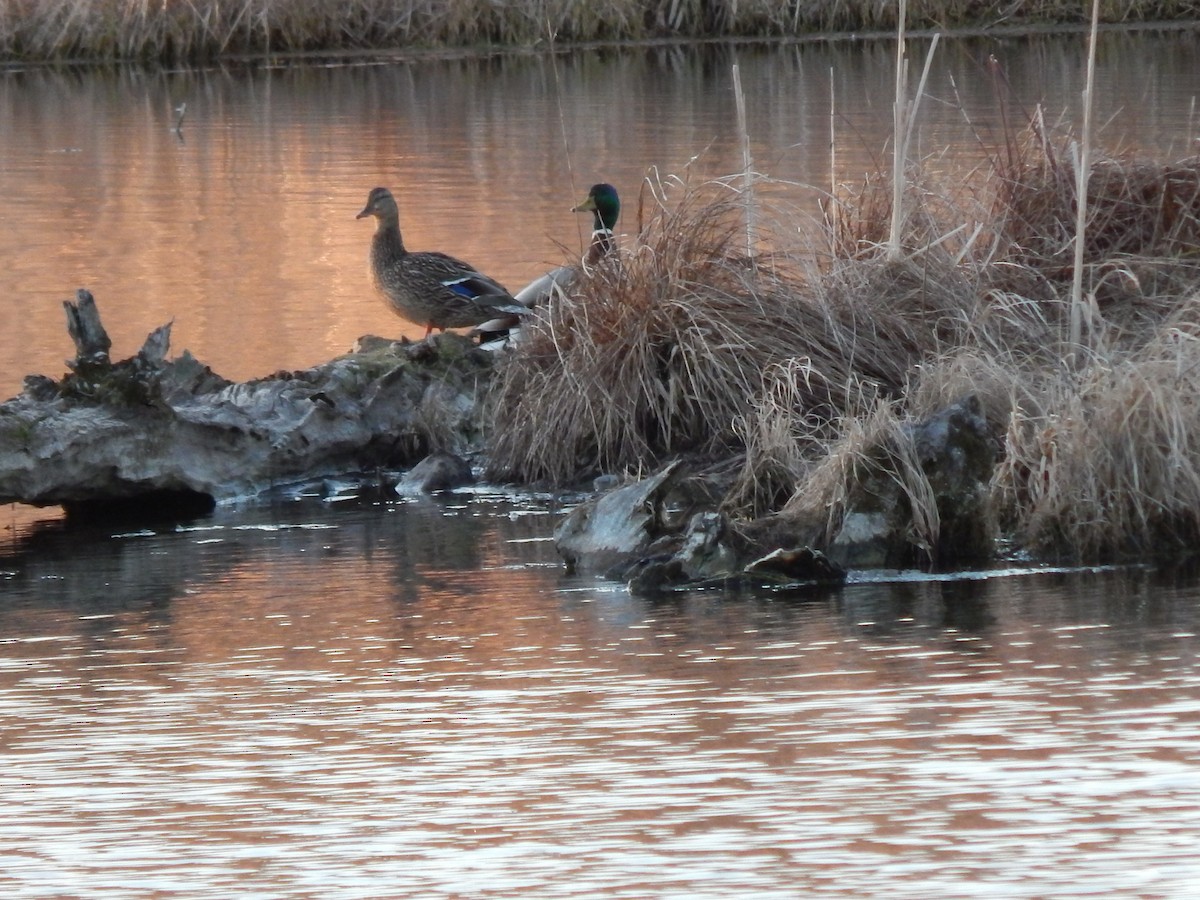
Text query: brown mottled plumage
356 186 524 338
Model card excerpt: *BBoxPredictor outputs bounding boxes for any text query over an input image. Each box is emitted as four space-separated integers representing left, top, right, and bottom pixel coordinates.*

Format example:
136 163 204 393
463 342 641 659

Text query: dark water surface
3 492 1200 896
4 32 1200 897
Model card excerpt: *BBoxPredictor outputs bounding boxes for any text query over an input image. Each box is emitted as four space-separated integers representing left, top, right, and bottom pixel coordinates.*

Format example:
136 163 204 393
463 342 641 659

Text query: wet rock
624 510 739 593
912 394 996 564
554 461 681 575
397 452 475 494
626 512 846 595
827 510 894 567
827 395 996 567
675 511 740 577
742 546 844 586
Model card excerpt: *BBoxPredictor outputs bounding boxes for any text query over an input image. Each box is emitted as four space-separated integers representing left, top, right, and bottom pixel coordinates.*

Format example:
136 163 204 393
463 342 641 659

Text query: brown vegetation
0 0 1195 63
485 175 914 487
486 121 1200 564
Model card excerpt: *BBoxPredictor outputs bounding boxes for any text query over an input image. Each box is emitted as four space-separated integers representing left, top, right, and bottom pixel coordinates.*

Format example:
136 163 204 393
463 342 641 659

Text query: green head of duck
573 183 621 233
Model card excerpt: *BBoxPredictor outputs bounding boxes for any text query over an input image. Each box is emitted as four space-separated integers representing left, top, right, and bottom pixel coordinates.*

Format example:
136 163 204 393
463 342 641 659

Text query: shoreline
1 9 1198 68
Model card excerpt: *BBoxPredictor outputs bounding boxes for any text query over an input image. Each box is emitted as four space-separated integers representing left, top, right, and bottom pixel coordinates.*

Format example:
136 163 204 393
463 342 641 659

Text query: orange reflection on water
6 35 1200 402
2 493 1200 896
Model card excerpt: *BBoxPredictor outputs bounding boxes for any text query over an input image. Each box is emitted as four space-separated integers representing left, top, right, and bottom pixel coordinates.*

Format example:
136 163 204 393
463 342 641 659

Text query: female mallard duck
356 186 525 338
477 183 621 343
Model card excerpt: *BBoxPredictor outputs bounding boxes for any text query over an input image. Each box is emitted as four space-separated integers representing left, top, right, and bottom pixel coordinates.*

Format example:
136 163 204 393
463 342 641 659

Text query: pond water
3 31 1200 897
3 491 1200 897
2 31 1200 400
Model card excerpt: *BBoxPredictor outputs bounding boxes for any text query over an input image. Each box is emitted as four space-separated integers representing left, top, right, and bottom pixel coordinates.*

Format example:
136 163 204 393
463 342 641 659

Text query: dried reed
992 296 1200 559
485 174 909 485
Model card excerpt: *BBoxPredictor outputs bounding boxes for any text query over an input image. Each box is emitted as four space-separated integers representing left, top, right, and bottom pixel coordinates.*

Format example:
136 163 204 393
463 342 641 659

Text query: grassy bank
0 0 1197 63
485 114 1200 564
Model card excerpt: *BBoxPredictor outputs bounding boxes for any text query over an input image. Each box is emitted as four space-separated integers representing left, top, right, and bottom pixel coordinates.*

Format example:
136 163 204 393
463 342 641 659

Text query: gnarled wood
63 288 112 368
0 291 493 511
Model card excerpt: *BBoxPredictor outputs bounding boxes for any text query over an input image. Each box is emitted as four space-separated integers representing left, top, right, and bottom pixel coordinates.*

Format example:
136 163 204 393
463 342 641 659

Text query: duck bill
571 195 598 213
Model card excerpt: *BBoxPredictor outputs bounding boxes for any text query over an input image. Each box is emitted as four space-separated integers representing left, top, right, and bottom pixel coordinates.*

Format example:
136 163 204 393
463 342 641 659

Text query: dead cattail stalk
888 0 908 262
732 62 754 257
1068 0 1102 361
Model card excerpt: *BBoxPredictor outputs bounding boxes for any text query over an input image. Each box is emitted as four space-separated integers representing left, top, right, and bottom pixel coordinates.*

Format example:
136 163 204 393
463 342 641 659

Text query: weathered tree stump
63 288 113 369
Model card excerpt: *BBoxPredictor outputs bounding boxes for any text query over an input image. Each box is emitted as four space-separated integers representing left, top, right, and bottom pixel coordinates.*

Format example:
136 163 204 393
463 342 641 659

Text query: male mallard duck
514 182 621 307
477 183 621 343
356 186 525 338
573 182 621 266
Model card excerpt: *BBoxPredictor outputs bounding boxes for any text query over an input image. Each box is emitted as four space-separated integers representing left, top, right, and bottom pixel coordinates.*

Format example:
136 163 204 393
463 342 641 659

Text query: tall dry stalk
828 69 838 240
888 0 908 261
1068 0 1102 360
887 2 940 262
732 63 755 257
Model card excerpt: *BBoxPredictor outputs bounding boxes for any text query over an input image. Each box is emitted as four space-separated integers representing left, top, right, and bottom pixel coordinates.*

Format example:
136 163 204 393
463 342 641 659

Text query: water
3 492 1200 896
3 32 1200 399
4 32 1200 897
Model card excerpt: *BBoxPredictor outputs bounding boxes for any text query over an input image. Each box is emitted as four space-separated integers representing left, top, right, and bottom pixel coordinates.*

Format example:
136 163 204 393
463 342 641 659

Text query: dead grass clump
485 172 985 489
485 178 882 485
723 357 884 518
817 165 1001 355
822 250 984 365
988 119 1200 300
766 397 945 557
718 244 986 518
904 348 1031 439
992 295 1200 559
734 345 1025 553
487 165 999 493
694 178 987 515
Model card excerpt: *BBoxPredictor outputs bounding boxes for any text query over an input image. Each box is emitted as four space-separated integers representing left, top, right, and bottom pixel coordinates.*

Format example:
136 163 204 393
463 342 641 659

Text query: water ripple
2 503 1200 897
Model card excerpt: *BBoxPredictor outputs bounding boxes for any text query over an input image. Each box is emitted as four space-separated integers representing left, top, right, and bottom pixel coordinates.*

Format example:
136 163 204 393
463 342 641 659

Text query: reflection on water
5 32 1200 897
3 493 1200 897
3 33 1200 400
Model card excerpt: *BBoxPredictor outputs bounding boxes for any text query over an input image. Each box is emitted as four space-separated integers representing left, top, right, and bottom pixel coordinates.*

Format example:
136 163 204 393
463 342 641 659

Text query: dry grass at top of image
3 0 1199 62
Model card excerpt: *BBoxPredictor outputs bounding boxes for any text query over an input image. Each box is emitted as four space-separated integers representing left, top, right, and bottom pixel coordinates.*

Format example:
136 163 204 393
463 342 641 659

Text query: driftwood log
0 290 493 515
